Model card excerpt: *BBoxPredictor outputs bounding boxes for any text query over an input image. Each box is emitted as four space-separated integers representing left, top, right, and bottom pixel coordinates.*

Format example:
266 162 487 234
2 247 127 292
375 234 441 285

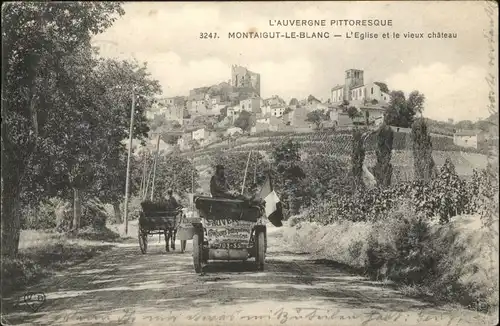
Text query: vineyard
181 130 489 184
183 130 486 158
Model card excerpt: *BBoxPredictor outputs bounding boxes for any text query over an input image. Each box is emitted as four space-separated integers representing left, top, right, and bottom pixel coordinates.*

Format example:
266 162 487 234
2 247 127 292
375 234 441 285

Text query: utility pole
123 89 136 235
140 151 148 198
150 134 161 201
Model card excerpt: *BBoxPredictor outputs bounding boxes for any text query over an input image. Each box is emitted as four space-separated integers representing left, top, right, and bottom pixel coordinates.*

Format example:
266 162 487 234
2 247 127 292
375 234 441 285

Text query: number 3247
200 32 219 39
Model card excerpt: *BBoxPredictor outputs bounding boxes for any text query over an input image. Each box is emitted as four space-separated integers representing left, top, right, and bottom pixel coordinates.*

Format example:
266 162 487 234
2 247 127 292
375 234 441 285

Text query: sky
92 1 498 122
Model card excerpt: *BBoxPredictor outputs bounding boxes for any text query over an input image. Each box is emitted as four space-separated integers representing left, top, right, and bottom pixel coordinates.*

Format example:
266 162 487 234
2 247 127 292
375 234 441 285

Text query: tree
211 151 268 197
284 107 294 115
148 153 199 201
162 133 181 145
218 107 227 122
289 98 299 106
384 90 425 127
188 139 200 151
150 114 168 131
271 138 306 215
351 129 365 191
407 91 425 117
306 110 327 129
216 130 225 142
347 106 361 122
43 55 160 230
234 110 252 131
455 120 474 130
374 82 389 94
2 2 125 256
373 124 394 187
307 95 320 103
411 118 436 182
299 154 347 207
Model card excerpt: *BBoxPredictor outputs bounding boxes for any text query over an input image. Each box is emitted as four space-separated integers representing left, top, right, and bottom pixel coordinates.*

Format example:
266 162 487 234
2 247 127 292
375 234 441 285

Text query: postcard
1 1 498 325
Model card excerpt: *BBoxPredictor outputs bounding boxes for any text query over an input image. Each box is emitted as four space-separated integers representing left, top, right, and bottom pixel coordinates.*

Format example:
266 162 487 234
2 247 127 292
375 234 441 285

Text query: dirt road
1 224 494 326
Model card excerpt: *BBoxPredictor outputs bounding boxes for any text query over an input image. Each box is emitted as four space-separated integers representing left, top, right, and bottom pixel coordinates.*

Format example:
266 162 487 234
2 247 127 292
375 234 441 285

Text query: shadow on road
2 241 457 326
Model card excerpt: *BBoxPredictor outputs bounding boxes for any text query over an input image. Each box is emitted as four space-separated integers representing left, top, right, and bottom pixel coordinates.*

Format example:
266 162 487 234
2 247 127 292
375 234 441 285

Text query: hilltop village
147 65 397 151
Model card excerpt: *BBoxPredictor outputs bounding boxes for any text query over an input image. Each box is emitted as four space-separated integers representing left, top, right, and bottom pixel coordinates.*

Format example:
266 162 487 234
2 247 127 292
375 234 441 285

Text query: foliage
210 150 268 197
434 158 468 223
20 198 63 230
346 106 361 121
2 2 127 256
270 138 305 215
289 98 299 106
133 151 199 202
218 107 227 122
305 110 328 129
160 133 181 145
283 107 294 115
288 209 499 313
373 124 394 187
366 208 436 284
384 90 425 127
307 95 320 103
374 82 390 94
411 118 436 182
234 110 252 131
298 154 348 208
303 158 493 226
351 129 365 188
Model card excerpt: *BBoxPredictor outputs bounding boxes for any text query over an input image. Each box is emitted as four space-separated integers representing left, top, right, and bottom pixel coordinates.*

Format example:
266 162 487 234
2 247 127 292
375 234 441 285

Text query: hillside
185 130 490 185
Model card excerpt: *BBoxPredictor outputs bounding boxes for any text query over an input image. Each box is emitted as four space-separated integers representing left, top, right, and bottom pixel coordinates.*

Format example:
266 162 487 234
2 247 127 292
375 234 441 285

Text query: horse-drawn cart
138 201 187 254
190 195 267 273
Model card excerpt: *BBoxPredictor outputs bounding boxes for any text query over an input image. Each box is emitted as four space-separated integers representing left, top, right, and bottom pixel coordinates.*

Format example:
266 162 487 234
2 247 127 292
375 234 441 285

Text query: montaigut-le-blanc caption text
199 18 457 40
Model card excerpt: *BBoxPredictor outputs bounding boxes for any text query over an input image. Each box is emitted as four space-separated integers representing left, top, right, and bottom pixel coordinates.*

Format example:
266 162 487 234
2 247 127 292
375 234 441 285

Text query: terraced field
187 130 489 185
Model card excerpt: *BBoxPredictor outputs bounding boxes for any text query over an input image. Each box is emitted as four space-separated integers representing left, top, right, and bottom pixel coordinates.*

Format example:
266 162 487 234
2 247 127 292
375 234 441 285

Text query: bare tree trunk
113 201 122 224
72 187 81 231
1 180 22 257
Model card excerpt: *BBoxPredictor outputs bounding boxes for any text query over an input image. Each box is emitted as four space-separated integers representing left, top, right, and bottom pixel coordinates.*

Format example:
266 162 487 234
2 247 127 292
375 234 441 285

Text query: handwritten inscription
51 308 488 325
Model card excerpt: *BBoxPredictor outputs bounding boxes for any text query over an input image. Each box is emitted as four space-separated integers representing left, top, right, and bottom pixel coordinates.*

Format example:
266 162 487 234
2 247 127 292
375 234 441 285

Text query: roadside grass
2 226 122 299
283 213 499 315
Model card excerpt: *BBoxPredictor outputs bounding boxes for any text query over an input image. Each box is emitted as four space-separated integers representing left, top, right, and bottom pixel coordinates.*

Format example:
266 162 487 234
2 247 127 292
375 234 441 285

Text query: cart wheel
180 240 187 253
192 233 203 273
138 228 148 254
255 231 265 271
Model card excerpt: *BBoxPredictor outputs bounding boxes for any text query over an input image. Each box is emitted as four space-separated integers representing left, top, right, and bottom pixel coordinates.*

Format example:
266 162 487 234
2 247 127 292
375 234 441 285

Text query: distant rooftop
454 129 484 136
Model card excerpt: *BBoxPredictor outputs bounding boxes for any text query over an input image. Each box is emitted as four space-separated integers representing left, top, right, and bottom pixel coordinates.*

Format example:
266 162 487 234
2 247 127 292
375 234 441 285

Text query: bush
285 209 499 312
20 198 63 230
373 124 394 187
54 198 110 232
303 159 489 225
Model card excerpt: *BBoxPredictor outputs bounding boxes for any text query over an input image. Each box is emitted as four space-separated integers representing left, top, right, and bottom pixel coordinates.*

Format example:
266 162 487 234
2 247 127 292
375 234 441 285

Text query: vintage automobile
189 195 267 273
